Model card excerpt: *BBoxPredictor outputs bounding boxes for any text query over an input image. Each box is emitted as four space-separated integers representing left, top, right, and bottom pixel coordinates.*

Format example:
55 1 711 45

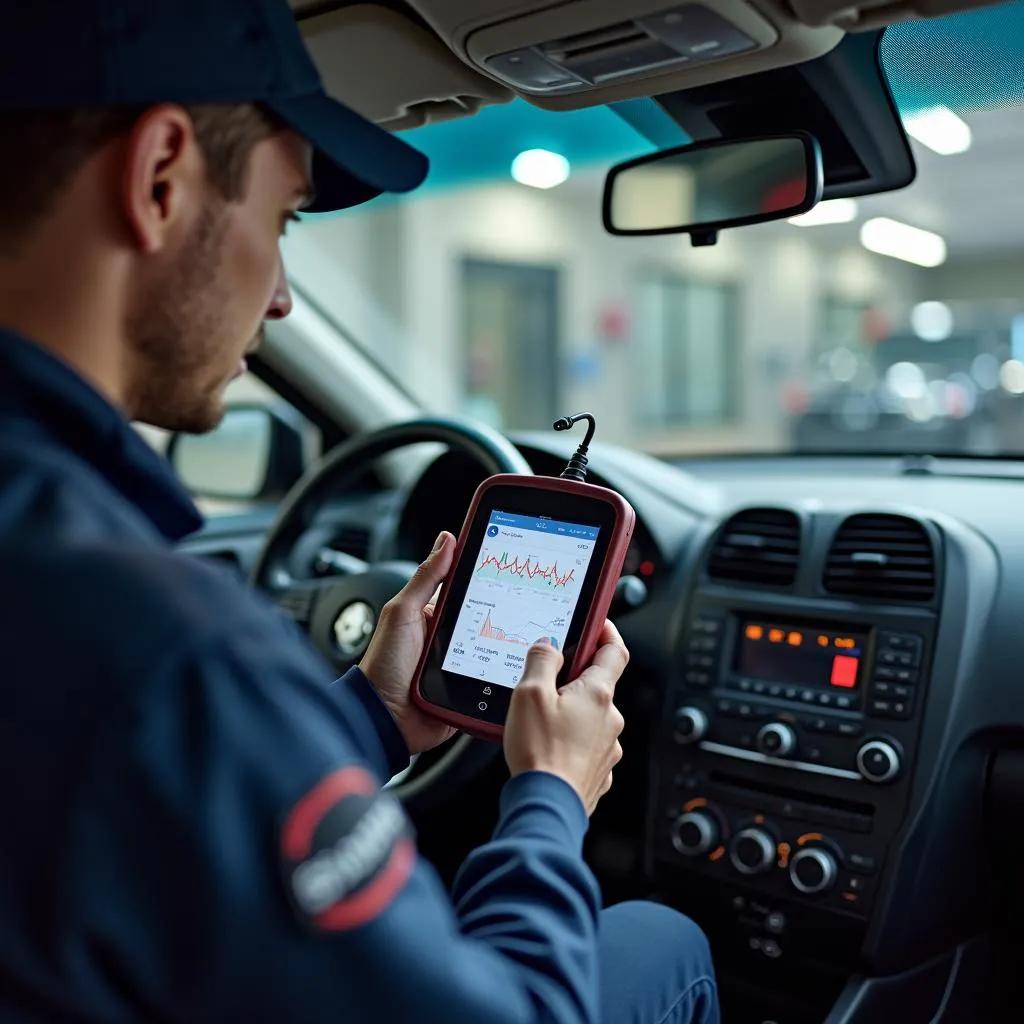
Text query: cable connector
553 412 596 482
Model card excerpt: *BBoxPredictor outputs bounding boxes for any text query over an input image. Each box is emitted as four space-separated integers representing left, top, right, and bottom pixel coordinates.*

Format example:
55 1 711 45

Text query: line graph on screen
475 550 577 591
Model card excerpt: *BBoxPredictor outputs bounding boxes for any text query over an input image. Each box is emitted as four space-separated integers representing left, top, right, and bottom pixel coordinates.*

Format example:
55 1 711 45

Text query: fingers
572 621 629 699
516 639 565 695
512 641 564 715
392 533 454 612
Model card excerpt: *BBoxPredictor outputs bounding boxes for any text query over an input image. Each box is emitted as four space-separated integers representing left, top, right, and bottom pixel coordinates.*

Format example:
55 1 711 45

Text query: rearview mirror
603 132 823 245
167 404 306 502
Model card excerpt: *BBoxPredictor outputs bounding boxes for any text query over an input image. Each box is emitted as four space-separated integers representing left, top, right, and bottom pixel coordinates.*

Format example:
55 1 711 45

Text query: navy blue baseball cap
0 0 429 213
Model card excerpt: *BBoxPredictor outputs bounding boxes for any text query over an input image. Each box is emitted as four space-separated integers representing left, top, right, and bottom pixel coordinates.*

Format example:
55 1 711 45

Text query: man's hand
359 531 457 755
504 622 629 815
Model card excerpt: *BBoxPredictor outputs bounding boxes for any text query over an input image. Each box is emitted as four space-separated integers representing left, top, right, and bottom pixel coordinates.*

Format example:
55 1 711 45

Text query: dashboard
180 434 1024 1023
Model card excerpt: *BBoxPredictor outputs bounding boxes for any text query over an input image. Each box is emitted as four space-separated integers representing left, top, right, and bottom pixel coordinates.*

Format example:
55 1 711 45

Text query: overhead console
406 0 843 107
649 505 943 987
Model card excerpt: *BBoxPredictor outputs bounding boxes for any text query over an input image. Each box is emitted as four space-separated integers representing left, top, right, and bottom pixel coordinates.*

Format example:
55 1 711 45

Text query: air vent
707 508 801 587
823 515 935 603
332 526 371 562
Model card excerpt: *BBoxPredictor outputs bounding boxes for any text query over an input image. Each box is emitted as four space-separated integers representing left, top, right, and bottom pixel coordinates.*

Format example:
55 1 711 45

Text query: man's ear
121 105 204 254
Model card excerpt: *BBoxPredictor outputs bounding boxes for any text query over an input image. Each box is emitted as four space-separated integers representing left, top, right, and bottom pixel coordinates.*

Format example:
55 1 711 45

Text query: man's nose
266 262 293 320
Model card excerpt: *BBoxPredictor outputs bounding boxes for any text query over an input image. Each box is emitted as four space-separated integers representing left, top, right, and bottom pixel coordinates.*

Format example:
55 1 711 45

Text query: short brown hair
0 103 279 252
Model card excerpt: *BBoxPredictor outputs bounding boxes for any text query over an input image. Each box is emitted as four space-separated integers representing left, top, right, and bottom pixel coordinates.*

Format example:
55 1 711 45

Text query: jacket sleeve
330 666 413 782
70 615 602 1024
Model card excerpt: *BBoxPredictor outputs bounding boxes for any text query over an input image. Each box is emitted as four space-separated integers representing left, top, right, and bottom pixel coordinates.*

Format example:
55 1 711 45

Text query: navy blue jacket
0 330 602 1023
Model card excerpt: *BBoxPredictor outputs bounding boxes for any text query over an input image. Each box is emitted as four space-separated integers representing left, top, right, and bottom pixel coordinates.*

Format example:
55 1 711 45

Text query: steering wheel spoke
313 547 368 577
273 578 332 629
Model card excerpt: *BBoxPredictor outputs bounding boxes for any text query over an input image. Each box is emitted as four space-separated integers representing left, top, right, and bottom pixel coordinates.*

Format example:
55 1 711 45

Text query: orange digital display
735 620 867 692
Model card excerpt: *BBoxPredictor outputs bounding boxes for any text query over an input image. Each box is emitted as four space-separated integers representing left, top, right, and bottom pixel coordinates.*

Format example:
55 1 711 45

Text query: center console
647 508 940 997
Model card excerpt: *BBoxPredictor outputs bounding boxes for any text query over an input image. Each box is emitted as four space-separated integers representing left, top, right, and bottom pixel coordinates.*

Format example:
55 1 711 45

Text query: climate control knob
789 847 837 895
729 827 776 876
673 706 708 745
856 740 901 784
756 722 796 757
671 811 720 857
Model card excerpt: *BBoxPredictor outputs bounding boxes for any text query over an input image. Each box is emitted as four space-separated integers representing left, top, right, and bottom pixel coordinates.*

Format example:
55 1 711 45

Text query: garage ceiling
751 106 1024 257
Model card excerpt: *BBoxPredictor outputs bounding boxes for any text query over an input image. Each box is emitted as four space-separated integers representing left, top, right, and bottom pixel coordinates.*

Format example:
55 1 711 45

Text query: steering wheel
250 417 533 807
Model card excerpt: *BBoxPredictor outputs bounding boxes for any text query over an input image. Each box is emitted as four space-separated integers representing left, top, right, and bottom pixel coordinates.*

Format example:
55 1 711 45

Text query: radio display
734 620 868 690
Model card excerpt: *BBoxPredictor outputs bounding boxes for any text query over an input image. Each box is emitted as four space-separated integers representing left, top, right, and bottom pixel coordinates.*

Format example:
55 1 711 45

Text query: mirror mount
690 229 720 248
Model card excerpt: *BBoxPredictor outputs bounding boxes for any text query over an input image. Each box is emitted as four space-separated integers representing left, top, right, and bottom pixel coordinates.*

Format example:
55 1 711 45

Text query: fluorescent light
860 217 947 267
1000 359 1024 395
886 361 927 400
788 198 858 227
903 106 971 155
511 149 570 189
911 300 953 341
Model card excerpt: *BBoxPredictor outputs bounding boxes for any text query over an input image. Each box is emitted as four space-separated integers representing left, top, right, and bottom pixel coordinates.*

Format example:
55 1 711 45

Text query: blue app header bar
489 509 600 541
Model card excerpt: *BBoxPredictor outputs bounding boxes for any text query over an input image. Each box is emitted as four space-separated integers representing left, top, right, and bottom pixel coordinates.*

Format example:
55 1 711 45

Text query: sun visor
405 0 844 108
299 4 513 131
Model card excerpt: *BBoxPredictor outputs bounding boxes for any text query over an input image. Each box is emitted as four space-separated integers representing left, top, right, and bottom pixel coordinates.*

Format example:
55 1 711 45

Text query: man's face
126 129 311 433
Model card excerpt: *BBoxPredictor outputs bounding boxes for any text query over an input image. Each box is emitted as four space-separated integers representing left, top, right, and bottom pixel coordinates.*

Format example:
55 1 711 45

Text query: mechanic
0 3 718 1022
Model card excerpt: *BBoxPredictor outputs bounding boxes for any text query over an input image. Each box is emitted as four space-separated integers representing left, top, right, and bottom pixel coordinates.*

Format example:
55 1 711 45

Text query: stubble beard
124 199 238 435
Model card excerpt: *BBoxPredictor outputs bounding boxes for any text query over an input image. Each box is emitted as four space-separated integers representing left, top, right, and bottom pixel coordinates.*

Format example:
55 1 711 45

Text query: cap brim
268 93 429 214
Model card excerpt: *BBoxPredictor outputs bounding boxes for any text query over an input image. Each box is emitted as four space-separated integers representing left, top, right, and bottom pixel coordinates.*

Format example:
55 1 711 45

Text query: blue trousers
598 902 720 1024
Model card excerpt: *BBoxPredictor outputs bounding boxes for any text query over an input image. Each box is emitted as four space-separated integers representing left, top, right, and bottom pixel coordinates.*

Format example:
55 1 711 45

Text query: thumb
517 638 564 688
401 532 455 607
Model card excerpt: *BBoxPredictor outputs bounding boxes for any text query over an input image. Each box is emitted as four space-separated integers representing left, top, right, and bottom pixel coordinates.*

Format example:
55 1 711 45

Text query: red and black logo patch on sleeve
281 766 415 932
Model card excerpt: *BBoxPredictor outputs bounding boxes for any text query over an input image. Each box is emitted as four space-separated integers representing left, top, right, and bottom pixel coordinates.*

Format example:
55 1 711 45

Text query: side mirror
167 403 306 502
603 132 823 245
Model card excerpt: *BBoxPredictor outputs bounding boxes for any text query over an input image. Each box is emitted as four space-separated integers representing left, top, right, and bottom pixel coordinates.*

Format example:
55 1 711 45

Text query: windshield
284 3 1024 459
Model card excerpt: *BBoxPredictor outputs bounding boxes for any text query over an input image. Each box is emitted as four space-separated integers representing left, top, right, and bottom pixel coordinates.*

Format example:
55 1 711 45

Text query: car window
137 371 321 516
282 2 1024 460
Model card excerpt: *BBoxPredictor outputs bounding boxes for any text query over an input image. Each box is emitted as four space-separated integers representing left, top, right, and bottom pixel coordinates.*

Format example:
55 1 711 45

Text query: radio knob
728 827 776 876
789 847 837 895
756 722 796 757
671 811 720 857
673 706 708 745
856 739 902 784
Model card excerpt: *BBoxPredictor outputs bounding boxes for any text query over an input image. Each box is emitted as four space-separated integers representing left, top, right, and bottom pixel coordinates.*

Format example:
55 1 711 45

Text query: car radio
674 607 928 784
650 593 936 930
